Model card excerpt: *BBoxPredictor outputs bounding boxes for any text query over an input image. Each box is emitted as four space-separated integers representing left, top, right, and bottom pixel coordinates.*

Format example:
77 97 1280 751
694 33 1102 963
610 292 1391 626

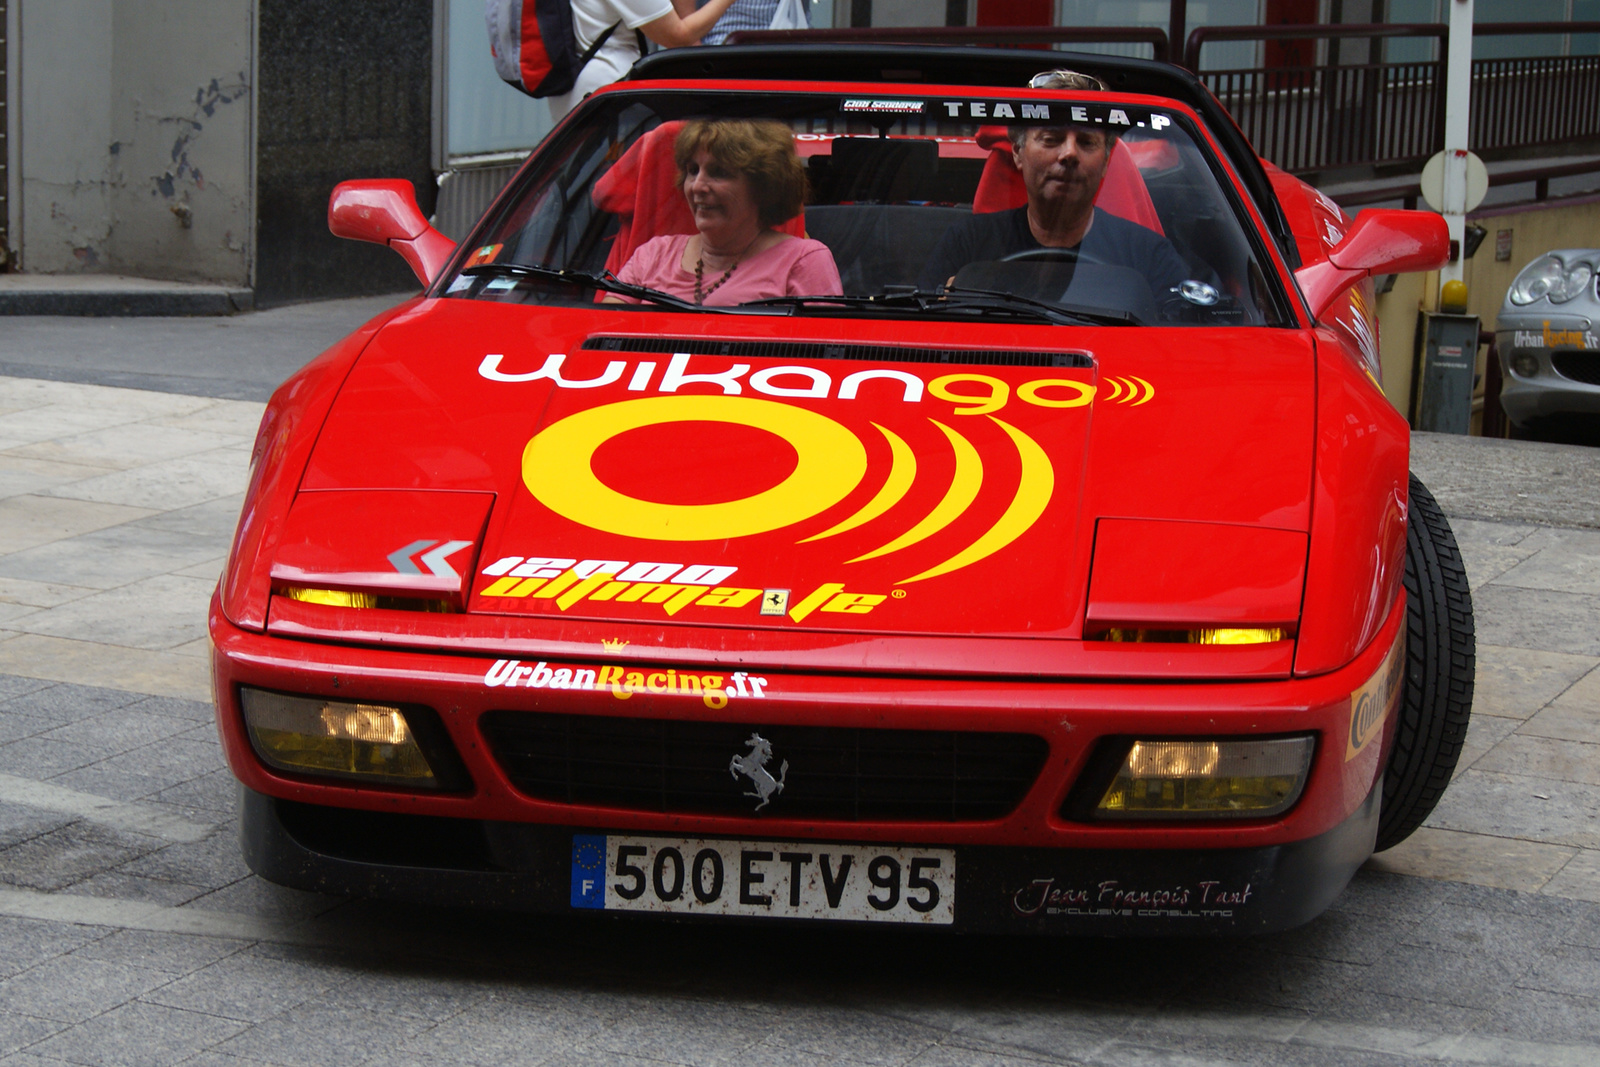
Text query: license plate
570 835 955 924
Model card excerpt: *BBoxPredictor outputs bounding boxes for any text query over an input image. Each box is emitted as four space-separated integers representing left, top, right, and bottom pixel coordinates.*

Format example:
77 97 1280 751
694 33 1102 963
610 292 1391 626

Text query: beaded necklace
693 257 739 304
693 235 761 305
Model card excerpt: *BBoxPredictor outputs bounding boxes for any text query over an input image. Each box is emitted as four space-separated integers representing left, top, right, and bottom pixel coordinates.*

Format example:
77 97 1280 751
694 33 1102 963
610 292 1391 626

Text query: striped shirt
698 0 810 45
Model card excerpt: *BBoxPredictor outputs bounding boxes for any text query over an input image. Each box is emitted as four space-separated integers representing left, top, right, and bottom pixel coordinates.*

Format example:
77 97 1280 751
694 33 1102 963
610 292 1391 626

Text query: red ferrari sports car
211 45 1473 935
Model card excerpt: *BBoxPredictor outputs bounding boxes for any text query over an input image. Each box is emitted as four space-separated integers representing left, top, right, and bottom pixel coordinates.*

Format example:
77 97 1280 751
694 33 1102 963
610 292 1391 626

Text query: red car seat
971 126 1164 235
592 120 807 276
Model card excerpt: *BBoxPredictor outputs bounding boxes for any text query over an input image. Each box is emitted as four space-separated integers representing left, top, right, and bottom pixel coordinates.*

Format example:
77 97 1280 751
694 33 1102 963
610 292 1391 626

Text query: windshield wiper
460 263 713 313
743 287 1140 326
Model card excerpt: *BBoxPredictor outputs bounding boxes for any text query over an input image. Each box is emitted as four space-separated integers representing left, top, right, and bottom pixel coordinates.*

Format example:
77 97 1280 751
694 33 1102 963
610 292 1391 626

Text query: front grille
480 711 1049 822
583 336 1091 368
1551 350 1600 386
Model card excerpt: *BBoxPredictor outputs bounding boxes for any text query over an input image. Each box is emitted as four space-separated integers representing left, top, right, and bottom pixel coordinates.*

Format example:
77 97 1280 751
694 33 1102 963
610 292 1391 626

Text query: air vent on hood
583 336 1091 368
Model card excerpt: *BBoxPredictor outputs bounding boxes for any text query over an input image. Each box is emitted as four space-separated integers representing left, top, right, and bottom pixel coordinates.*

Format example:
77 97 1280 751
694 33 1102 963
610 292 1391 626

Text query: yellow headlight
1097 627 1287 645
1096 736 1314 819
240 688 437 787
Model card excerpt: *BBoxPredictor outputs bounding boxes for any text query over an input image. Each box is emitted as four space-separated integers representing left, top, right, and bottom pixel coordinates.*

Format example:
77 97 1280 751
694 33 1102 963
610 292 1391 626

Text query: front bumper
1495 323 1600 425
211 591 1404 935
242 782 1379 936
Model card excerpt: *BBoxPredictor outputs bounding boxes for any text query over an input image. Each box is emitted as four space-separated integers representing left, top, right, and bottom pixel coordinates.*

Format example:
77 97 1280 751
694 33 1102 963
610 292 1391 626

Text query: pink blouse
615 234 842 306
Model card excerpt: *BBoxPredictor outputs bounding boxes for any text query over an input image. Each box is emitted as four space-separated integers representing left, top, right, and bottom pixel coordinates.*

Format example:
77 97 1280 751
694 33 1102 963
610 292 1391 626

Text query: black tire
1374 474 1476 852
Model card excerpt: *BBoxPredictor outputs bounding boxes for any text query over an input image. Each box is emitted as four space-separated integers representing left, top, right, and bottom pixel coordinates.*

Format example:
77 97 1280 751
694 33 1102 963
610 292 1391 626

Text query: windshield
442 89 1290 327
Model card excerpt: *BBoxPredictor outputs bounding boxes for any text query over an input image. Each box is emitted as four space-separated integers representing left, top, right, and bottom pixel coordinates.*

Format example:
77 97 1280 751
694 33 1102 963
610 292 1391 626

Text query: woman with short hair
611 119 841 305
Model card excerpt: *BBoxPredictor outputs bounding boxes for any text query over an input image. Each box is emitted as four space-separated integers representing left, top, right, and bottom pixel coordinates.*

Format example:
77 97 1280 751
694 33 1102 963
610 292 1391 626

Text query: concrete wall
1373 195 1600 426
16 0 254 284
17 0 114 273
107 1 254 284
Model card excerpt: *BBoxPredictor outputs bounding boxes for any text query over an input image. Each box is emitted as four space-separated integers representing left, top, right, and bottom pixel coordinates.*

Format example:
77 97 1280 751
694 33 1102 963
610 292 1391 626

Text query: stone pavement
0 375 1597 1065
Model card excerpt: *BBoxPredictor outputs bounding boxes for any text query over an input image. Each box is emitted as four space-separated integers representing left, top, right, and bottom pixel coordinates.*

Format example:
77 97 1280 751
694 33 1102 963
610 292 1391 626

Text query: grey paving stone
0 713 61 745
127 496 247 542
0 676 55 703
117 832 249 891
388 1002 605 1066
63 870 212 907
1411 432 1600 531
0 804 75 850
211 1003 432 1066
146 771 236 817
127 694 216 725
588 1002 773 1067
68 928 249 976
43 764 182 806
1523 701 1600 745
0 684 146 724
758 1007 943 1066
89 739 225 783
0 1051 78 1067
180 875 346 923
29 1001 246 1067
1451 713 1519 778
1475 733 1600 785
0 820 163 891
0 1013 69 1059
0 738 102 778
140 951 347 1024
0 916 107 982
1427 769 1600 850
908 1043 1080 1067
14 575 214 651
1476 987 1600 1046
1361 940 1530 1010
1444 878 1597 916
1515 944 1600 999
1394 900 1572 962
1493 526 1600 595
0 954 174 1024
1321 868 1456 922
324 967 499 1023
38 708 197 754
0 525 224 592
1260 907 1424 967
1096 1034 1423 1067
1474 585 1600 657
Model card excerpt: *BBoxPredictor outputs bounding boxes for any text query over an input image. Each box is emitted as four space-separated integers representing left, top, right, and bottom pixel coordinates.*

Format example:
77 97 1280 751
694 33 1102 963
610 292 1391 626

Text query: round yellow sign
523 395 867 541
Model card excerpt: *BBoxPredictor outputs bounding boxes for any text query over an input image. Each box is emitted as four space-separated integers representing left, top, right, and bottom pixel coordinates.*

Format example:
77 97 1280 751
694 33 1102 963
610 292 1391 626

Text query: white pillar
1439 0 1474 285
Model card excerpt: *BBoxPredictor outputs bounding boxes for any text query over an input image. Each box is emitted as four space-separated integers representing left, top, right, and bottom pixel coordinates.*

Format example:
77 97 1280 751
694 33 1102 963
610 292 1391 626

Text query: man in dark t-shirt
921 203 1192 299
919 105 1193 313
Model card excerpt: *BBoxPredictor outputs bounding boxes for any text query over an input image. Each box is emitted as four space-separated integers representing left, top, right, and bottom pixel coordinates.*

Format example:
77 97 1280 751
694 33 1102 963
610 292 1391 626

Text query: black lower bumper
240 785 1378 936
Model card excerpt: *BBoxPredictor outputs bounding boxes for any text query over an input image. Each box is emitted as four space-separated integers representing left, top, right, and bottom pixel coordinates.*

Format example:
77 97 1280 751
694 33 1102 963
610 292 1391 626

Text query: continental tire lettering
1347 631 1404 760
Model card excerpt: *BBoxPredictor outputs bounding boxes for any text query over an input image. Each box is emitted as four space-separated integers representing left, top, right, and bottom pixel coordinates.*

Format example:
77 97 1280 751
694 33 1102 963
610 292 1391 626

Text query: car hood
292 299 1315 657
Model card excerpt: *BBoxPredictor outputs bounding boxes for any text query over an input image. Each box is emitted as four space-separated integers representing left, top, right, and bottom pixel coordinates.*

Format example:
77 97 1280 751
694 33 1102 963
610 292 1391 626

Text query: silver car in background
1495 250 1600 430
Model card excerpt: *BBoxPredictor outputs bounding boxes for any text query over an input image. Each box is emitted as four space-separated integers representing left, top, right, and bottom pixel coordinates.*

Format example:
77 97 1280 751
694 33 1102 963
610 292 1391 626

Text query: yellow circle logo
523 395 868 542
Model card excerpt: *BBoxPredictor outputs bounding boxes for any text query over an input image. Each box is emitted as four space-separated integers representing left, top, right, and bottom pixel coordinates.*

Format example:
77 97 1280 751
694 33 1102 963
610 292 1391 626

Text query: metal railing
1332 156 1600 209
1186 23 1600 178
734 21 1599 186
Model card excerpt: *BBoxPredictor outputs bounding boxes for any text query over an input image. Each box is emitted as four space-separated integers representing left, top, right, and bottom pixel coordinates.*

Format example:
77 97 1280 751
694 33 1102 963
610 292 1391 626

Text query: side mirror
328 180 457 287
1294 209 1449 321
